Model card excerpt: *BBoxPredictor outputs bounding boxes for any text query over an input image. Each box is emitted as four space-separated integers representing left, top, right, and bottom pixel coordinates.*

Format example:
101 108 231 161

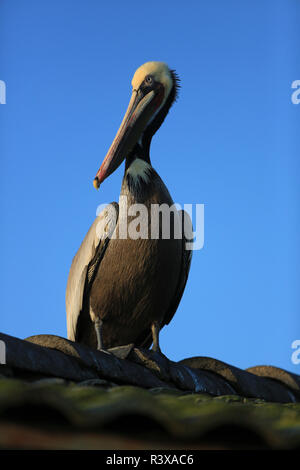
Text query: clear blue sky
1 0 299 374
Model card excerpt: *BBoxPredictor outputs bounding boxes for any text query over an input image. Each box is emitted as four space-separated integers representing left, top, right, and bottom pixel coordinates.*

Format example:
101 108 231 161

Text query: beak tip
93 177 100 190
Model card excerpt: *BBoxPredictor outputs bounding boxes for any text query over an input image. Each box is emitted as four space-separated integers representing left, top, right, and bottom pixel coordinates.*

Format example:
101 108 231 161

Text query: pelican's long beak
93 87 163 189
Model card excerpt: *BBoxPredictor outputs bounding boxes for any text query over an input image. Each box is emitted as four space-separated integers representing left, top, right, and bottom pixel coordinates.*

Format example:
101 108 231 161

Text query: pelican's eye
145 75 153 85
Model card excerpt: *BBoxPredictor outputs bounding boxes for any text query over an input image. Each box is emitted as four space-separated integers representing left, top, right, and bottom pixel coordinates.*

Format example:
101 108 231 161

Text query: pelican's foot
96 347 111 355
94 318 105 351
150 347 169 363
151 321 162 355
151 344 162 355
108 343 134 360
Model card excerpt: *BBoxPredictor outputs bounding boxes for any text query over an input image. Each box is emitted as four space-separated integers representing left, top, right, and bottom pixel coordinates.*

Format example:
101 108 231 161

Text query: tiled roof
0 332 300 449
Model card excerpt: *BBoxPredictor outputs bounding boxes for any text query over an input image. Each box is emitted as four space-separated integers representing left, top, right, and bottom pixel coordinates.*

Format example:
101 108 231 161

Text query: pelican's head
93 61 179 189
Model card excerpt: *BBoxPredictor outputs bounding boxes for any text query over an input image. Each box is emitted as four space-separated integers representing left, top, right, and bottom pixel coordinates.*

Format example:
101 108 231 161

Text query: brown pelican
66 62 192 353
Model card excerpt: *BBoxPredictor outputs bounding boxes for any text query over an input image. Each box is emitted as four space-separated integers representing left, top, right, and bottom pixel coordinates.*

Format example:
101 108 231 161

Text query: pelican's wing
66 202 119 341
137 209 193 348
162 209 193 327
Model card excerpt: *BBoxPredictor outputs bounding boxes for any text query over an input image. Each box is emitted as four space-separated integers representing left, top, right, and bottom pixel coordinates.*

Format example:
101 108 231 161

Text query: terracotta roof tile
1 332 300 449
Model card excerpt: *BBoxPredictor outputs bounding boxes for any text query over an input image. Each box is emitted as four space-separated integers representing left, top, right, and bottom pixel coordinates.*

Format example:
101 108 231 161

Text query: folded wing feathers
66 202 119 340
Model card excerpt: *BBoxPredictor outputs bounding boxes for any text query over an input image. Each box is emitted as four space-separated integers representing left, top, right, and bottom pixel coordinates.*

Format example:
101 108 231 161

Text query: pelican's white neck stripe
126 158 152 187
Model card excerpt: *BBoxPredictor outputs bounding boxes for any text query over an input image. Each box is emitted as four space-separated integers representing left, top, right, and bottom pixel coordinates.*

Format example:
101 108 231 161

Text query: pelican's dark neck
122 143 156 198
125 143 151 171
